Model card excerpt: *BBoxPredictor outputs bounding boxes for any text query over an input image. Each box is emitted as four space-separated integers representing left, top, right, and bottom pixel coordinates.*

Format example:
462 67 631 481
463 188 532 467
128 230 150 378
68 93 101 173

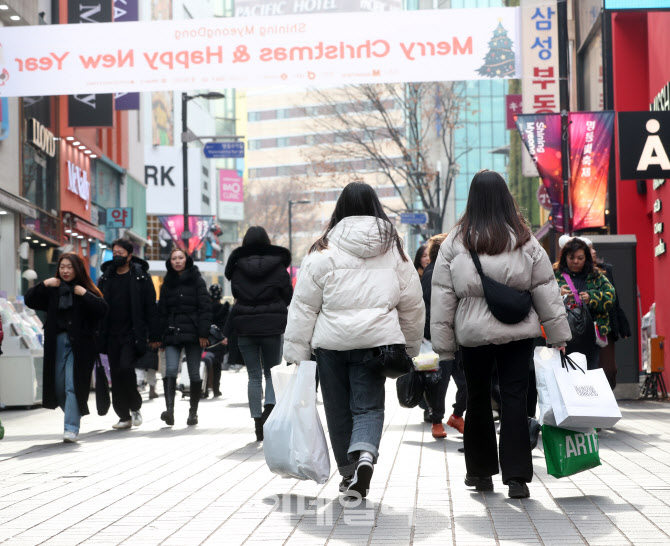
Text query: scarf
58 282 74 310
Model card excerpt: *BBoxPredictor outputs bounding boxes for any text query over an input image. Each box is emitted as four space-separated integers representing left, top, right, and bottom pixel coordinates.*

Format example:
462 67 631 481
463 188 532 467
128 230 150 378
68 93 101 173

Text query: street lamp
181 91 225 244
288 199 310 277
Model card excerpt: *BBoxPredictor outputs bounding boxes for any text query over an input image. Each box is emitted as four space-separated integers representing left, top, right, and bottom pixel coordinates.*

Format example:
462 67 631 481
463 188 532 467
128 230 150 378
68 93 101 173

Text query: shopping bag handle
560 352 585 374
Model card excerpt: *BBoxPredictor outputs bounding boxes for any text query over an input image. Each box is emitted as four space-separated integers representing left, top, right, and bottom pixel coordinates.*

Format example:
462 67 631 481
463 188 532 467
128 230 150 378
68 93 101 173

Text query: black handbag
396 368 424 408
207 324 225 348
367 344 413 379
562 273 595 351
135 348 159 371
469 250 532 324
95 357 111 416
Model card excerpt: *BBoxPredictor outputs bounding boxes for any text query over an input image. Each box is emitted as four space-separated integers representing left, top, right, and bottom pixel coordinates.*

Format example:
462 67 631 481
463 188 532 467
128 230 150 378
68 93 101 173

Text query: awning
124 229 149 246
0 188 38 218
74 218 105 241
534 221 553 241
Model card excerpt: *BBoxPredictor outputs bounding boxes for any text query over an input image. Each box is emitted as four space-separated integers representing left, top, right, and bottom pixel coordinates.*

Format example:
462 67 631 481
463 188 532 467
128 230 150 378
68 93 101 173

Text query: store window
22 143 58 215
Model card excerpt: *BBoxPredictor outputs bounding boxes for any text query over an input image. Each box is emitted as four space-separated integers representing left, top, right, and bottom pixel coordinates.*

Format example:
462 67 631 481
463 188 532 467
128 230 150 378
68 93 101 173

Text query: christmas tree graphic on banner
477 21 516 78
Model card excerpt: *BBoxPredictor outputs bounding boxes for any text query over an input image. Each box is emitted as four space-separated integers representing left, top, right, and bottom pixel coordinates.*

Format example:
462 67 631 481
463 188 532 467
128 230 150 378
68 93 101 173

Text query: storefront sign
219 169 244 221
235 0 403 17
0 7 521 97
618 111 670 180
655 239 666 257
605 0 670 9
521 0 559 177
106 207 133 228
506 94 522 130
113 0 140 110
26 118 56 157
655 222 664 234
66 160 91 209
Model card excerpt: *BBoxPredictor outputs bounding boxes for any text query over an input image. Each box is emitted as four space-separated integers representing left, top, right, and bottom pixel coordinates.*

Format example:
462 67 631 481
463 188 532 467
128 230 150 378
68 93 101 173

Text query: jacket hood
164 254 202 286
101 255 150 274
164 253 195 272
328 216 395 259
225 243 291 280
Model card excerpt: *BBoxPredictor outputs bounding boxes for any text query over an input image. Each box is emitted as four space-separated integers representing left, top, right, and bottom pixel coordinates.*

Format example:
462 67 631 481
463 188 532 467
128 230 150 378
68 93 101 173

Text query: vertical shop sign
569 112 615 230
521 0 560 176
218 169 244 221
67 0 114 127
0 98 8 141
113 0 140 110
152 91 174 146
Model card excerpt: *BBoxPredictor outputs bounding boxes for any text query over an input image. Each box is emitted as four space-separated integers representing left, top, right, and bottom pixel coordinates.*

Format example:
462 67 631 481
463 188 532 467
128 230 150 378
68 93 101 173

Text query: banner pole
557 0 571 235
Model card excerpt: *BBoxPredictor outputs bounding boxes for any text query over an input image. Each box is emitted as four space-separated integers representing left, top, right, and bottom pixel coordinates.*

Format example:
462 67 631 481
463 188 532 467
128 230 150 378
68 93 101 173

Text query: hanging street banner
158 215 214 255
0 7 521 98
516 111 615 232
520 0 559 177
219 169 244 222
515 113 565 230
569 111 614 231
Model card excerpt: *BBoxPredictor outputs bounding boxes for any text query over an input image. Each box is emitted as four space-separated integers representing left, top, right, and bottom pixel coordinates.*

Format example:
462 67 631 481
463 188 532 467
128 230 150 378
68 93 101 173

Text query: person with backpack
224 226 293 441
98 239 161 430
158 248 212 427
430 170 571 499
24 252 108 443
284 181 425 500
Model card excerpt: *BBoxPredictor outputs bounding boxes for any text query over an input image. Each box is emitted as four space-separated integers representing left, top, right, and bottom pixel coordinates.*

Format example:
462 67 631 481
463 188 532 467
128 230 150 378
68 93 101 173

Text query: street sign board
106 207 133 228
400 212 428 225
203 142 245 159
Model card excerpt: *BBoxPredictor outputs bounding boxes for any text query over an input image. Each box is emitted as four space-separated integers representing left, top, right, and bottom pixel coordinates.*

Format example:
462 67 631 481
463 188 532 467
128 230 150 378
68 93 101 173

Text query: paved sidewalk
1 370 670 546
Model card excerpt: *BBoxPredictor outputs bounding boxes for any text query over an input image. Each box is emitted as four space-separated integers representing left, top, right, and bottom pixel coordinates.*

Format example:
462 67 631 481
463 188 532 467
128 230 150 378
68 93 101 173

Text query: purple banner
113 1 139 110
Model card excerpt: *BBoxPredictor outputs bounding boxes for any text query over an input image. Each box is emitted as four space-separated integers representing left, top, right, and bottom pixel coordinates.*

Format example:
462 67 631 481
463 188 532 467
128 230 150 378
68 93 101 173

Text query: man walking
99 239 160 430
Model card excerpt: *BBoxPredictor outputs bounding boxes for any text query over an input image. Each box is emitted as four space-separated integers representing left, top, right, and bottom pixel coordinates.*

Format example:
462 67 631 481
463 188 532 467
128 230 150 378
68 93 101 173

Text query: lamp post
288 199 310 277
181 91 225 245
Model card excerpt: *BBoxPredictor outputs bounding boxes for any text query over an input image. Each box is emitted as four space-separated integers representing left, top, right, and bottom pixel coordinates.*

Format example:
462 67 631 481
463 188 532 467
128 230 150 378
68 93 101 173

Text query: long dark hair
457 169 531 255
413 245 427 271
309 181 407 261
242 226 271 246
57 252 103 297
556 238 596 275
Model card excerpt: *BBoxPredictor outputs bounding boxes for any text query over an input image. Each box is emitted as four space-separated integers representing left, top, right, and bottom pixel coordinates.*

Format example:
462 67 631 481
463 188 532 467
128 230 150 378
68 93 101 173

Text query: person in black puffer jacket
202 284 229 398
158 248 212 427
224 226 292 441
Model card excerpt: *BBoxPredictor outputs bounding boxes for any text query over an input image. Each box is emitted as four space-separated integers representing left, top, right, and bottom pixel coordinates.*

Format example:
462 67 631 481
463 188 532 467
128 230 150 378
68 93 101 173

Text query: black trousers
462 338 534 485
108 334 142 421
423 357 467 423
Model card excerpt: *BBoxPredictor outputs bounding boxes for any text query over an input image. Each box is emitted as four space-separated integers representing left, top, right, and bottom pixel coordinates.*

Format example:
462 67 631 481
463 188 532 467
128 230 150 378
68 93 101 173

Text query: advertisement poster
0 7 521 97
114 0 140 110
218 169 244 221
152 91 174 146
569 111 614 230
158 215 214 255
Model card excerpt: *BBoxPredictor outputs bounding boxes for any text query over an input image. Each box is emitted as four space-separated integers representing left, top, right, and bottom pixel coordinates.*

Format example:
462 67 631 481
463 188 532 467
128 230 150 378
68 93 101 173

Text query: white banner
521 0 559 177
0 8 521 98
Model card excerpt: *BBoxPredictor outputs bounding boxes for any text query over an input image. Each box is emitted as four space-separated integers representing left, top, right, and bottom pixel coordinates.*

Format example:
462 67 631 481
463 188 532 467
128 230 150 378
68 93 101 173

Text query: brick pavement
1 369 670 545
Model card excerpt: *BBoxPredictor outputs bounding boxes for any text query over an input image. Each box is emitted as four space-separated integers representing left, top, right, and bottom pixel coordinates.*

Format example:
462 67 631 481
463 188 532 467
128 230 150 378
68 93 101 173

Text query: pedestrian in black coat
203 283 229 397
158 248 212 427
224 226 292 441
98 239 161 430
24 252 108 443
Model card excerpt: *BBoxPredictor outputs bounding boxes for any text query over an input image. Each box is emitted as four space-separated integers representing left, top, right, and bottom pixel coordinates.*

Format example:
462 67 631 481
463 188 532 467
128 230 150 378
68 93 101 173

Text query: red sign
506 94 522 129
536 184 552 211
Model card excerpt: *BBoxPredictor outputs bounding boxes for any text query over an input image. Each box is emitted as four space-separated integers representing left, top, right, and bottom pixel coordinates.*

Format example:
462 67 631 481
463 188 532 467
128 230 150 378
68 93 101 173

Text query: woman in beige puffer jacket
431 170 570 500
284 181 424 500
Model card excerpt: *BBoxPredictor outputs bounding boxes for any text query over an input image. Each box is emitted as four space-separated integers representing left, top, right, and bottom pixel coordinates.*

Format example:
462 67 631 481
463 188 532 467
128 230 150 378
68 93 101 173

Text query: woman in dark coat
158 248 212 427
24 252 107 443
224 226 292 441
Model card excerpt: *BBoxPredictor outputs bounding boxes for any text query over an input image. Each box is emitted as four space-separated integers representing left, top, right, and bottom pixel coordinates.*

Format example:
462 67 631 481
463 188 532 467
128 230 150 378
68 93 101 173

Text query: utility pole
557 0 571 235
181 93 190 245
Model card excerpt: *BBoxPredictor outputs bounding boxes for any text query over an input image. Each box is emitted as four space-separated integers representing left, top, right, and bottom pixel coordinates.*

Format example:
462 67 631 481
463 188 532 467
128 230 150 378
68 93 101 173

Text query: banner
152 91 174 146
0 98 8 141
515 113 564 230
158 215 214 255
570 112 614 231
0 7 521 97
618 111 670 180
521 0 559 176
114 0 140 110
235 0 403 17
218 169 244 221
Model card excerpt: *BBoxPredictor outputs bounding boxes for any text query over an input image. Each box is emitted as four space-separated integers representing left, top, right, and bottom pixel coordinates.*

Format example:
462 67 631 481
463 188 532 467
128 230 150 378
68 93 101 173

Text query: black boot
261 403 274 425
187 380 202 425
254 417 264 441
160 377 176 426
213 364 222 397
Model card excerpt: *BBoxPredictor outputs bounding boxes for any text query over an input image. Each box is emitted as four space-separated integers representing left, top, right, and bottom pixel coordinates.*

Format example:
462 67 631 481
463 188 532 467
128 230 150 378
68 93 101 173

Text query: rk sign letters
618 111 670 179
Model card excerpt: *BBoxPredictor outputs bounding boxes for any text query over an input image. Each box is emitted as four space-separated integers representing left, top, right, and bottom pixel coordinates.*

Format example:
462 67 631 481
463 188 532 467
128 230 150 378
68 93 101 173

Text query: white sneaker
112 420 132 429
131 411 143 427
63 431 78 443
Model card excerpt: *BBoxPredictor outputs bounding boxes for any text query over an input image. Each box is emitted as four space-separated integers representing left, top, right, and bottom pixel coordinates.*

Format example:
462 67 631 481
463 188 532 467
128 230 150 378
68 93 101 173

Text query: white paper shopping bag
550 352 622 429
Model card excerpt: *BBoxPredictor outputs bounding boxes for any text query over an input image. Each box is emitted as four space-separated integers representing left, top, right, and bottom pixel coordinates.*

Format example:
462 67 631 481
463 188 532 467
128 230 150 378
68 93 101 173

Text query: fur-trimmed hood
225 244 291 281
101 255 150 275
163 254 203 288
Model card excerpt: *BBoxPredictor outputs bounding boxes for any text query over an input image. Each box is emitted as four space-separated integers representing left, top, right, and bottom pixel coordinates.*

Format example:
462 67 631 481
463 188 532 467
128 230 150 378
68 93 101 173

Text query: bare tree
305 82 469 233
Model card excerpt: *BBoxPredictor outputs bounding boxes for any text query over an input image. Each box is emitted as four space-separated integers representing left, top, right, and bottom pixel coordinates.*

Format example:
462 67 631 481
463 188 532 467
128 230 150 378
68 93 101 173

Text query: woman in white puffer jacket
431 170 571 500
284 181 424 500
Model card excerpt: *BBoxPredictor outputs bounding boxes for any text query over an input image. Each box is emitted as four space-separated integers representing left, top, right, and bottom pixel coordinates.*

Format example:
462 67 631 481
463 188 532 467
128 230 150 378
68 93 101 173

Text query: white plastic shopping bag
413 339 440 372
533 347 560 426
263 361 331 484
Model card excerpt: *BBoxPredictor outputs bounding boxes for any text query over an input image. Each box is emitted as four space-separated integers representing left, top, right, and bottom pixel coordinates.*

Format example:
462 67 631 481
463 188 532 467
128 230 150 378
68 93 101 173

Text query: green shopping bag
0 419 4 440
542 424 601 478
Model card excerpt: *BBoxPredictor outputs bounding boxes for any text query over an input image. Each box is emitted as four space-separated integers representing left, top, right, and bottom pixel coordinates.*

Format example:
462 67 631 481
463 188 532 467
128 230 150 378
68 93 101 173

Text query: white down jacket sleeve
283 254 324 364
429 235 459 361
529 239 572 345
395 258 425 358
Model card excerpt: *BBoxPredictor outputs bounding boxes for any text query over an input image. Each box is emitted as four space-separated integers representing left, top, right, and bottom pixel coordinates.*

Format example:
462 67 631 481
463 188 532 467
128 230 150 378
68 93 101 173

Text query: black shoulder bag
469 249 532 325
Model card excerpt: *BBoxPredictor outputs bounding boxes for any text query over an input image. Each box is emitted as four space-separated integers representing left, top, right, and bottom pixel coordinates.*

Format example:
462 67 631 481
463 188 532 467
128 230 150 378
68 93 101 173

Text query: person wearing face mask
98 239 161 430
25 253 108 443
158 248 212 426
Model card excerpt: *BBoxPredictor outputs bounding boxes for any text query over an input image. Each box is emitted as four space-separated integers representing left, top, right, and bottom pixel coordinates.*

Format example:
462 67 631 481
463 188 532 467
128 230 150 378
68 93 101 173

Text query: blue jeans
55 333 80 434
164 344 202 381
238 335 281 418
316 348 386 478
